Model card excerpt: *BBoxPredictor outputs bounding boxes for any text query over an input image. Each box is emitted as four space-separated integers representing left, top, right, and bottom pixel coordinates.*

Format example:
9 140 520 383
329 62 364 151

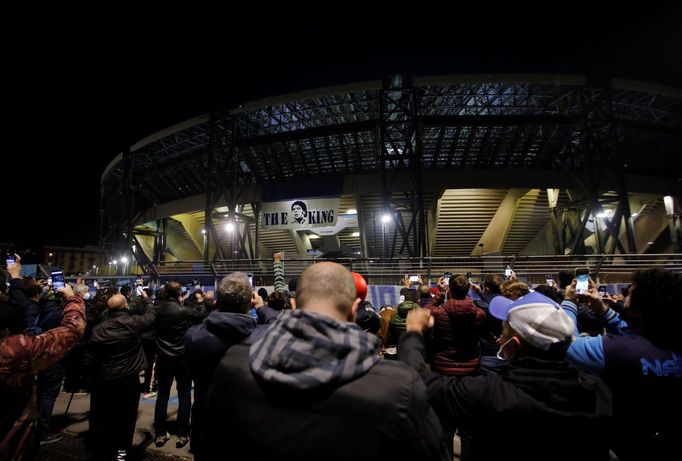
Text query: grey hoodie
249 309 381 390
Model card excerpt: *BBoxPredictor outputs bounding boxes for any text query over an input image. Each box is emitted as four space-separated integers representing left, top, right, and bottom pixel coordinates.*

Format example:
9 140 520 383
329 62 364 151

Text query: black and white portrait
291 200 308 224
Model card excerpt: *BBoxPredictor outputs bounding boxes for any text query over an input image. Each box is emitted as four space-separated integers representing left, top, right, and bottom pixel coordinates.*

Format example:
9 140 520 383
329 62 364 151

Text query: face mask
496 337 515 361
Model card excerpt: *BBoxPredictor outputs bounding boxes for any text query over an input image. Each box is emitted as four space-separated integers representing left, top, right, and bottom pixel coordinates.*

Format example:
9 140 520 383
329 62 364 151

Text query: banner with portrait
261 197 340 230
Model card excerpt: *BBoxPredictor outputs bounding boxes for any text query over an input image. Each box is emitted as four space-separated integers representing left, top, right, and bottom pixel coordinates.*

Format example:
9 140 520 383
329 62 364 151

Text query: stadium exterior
99 74 682 284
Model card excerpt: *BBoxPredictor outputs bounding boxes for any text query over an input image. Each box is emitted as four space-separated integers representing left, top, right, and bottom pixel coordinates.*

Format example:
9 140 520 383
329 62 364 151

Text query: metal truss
100 76 682 259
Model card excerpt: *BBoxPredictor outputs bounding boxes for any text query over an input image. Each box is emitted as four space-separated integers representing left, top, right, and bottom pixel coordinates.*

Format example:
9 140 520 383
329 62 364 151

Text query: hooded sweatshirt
205 309 449 461
249 310 381 390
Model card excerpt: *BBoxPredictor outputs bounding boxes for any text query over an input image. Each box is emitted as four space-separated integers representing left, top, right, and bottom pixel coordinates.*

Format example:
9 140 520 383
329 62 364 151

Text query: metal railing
148 254 682 285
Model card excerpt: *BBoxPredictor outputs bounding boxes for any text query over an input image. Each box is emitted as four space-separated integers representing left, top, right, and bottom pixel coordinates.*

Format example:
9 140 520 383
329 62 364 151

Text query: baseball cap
489 291 574 351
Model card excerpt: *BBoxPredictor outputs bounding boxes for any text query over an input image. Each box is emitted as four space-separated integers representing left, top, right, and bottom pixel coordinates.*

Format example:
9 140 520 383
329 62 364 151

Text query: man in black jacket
400 292 613 461
206 262 449 461
88 293 156 461
152 281 205 448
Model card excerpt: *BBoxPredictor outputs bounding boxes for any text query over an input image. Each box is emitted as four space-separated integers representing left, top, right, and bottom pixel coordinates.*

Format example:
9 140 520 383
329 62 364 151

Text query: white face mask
496 337 515 361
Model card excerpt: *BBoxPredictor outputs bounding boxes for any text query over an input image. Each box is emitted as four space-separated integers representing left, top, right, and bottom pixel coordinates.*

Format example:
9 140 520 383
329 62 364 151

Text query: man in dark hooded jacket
206 262 448 461
185 272 268 460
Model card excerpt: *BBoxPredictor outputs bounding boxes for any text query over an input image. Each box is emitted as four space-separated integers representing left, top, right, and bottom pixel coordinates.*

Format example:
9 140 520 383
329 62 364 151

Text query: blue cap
489 291 562 321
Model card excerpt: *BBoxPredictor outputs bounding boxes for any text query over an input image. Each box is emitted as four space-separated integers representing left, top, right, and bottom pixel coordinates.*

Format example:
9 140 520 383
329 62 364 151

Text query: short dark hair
449 275 470 299
482 274 504 294
257 287 269 300
629 268 682 350
288 277 299 293
119 285 132 297
558 270 574 290
165 281 182 299
291 200 307 214
267 291 288 310
400 288 419 303
533 284 560 303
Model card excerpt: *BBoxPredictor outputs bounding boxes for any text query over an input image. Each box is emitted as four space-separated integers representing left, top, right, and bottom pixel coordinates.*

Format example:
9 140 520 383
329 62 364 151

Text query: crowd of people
1 252 681 460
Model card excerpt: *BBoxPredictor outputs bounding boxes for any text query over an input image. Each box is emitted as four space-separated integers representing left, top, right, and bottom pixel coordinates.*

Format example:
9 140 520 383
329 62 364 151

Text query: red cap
352 272 368 301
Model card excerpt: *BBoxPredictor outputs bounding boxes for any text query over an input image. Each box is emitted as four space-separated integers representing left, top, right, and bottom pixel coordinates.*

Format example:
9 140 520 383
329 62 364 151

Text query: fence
146 254 682 285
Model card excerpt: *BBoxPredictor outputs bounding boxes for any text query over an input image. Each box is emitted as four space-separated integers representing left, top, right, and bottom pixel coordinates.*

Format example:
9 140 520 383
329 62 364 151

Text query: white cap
507 303 574 351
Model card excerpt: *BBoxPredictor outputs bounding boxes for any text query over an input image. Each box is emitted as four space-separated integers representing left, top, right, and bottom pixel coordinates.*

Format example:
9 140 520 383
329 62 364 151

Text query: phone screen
6 255 15 266
247 273 254 286
598 286 607 297
504 268 512 278
575 271 589 294
409 275 419 283
181 287 188 295
443 272 452 285
51 271 65 291
546 275 554 287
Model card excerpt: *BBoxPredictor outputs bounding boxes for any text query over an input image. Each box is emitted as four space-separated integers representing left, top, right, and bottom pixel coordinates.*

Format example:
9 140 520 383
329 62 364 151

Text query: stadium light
225 222 235 233
381 213 391 223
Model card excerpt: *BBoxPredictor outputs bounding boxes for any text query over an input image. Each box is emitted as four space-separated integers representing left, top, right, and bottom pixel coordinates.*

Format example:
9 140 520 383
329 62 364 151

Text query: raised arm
0 285 86 384
273 252 286 293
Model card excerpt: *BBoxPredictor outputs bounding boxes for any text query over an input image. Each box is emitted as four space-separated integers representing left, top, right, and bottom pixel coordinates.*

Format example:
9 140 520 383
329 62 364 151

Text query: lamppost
381 212 391 259
664 196 681 252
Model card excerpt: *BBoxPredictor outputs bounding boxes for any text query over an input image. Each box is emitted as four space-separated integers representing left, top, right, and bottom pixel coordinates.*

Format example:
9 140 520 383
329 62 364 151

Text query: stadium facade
99 74 682 282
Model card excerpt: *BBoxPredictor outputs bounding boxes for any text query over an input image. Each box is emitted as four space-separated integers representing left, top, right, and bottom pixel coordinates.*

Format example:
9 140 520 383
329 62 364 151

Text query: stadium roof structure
100 74 682 268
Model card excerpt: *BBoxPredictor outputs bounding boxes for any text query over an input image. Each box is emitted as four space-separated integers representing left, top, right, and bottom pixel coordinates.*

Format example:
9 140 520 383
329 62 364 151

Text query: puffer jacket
428 298 486 375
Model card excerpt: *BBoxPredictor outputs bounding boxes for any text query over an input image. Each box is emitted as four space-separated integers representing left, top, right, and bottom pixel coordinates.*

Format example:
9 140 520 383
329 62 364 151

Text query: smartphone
398 294 406 303
445 271 453 284
575 268 589 295
135 285 144 296
247 272 254 286
504 266 512 278
546 275 554 287
51 271 65 292
598 285 608 297
181 286 188 295
409 275 419 283
6 255 15 266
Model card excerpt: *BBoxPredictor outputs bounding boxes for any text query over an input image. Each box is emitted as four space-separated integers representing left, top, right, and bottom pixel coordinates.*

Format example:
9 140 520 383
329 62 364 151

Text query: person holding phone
561 268 682 459
1 255 86 458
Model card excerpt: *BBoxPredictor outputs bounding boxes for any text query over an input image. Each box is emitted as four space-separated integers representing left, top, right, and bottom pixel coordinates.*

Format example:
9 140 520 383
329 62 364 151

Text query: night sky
4 13 681 252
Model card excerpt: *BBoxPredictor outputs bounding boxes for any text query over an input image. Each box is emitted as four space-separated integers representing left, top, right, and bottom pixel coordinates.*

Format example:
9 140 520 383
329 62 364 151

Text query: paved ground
38 386 462 460
37 386 193 460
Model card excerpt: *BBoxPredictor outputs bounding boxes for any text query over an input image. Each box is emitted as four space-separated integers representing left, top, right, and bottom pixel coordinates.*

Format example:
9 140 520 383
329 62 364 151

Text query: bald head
107 294 128 310
296 262 357 318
